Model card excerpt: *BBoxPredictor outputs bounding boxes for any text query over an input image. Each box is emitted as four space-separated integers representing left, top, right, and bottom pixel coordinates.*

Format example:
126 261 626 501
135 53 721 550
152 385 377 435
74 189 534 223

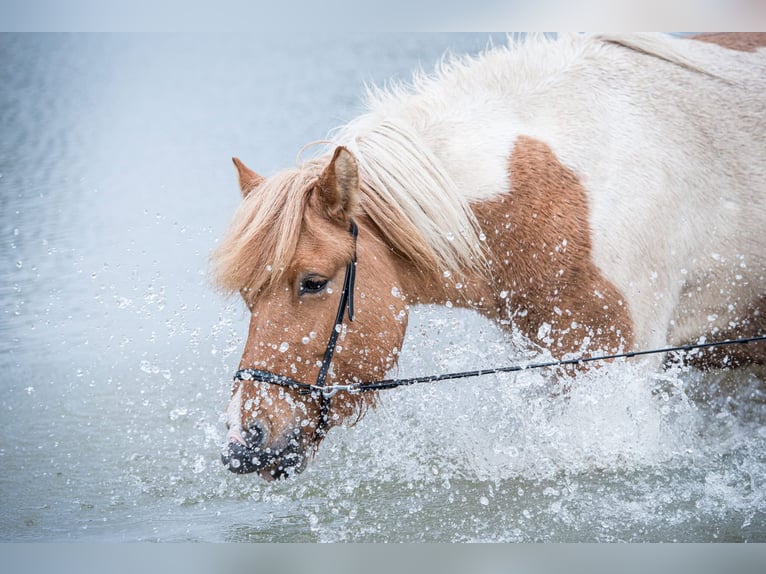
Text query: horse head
210 32 766 482
214 147 409 480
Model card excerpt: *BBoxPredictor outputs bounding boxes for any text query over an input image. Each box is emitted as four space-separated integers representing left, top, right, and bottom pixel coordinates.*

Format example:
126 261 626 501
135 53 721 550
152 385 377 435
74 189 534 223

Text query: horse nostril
242 421 266 450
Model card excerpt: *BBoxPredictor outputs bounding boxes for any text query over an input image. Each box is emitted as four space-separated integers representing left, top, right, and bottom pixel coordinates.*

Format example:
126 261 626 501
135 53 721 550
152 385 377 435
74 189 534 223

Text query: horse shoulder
473 135 634 357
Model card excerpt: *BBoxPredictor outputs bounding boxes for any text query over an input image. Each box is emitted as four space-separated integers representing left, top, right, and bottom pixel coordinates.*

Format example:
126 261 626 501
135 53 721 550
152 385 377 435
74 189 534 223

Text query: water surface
1 33 765 542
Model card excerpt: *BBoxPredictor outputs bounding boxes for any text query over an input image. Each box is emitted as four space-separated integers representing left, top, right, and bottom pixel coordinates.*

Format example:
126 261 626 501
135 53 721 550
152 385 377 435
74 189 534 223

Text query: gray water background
1 33 765 542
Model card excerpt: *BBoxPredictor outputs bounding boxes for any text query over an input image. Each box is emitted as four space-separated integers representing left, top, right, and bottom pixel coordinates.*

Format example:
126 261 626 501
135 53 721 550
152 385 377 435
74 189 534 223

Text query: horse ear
232 157 264 198
314 146 360 221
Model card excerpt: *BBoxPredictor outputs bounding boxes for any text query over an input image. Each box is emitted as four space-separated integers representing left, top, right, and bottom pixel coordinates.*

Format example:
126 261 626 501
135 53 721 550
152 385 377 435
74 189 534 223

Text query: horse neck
358 216 498 317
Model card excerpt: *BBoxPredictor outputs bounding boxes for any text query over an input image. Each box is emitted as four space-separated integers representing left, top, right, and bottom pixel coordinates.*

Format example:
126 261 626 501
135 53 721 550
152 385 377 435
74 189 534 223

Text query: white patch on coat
225 385 246 446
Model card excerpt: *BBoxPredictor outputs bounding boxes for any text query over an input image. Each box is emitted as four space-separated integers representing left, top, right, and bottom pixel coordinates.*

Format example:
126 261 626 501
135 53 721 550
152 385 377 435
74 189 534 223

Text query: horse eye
299 276 328 295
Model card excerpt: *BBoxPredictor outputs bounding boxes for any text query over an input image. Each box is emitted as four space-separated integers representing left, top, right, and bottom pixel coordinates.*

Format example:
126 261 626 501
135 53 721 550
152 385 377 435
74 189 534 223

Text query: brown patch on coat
690 33 766 52
472 136 634 358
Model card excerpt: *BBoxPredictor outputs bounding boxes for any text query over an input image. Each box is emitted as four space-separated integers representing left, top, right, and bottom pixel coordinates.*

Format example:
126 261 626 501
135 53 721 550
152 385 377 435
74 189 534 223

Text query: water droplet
479 496 489 506
192 455 207 474
265 265 273 272
500 290 509 299
279 342 289 353
309 331 317 340
446 232 455 241
445 301 453 308
442 270 451 278
301 336 310 345
15 260 22 269
391 286 401 298
478 232 487 241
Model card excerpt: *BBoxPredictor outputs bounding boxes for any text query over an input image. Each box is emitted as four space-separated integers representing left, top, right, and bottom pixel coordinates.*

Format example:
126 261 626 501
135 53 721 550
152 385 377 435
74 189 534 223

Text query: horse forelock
212 163 323 300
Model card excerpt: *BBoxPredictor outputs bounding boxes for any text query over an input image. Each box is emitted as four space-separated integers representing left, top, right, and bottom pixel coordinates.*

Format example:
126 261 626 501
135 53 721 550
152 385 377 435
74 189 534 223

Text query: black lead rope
352 334 766 392
234 219 766 431
237 334 766 400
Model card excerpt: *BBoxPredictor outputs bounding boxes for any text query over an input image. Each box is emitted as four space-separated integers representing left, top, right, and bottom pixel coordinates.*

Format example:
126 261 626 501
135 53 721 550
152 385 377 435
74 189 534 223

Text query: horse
213 33 766 480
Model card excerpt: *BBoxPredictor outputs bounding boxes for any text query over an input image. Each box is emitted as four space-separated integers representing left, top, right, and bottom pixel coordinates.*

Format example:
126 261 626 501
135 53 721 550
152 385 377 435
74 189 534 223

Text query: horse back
690 32 766 52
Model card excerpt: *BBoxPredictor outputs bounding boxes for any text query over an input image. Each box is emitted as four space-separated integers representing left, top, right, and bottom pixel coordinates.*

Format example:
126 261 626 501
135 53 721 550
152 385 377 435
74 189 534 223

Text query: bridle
233 220 359 438
232 218 766 439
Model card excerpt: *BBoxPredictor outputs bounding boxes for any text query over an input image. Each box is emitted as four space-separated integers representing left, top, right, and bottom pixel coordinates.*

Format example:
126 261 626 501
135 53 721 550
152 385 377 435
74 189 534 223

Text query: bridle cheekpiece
233 220 359 437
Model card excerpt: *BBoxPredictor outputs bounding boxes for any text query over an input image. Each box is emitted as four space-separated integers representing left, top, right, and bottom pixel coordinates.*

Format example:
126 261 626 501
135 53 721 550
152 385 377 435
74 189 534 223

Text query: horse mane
212 124 489 297
213 71 500 296
335 118 489 278
213 33 738 297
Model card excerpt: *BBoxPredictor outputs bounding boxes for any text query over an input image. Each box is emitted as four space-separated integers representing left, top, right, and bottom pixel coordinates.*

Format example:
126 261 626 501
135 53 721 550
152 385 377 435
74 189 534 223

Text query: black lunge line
232 219 765 430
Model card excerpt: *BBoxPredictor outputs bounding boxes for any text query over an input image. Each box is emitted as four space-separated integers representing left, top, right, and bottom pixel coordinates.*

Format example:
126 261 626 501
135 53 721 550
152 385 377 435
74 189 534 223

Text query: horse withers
213 33 766 480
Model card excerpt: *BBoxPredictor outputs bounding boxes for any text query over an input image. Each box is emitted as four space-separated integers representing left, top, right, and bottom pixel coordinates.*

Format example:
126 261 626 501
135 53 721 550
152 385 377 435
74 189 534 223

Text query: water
1 33 765 542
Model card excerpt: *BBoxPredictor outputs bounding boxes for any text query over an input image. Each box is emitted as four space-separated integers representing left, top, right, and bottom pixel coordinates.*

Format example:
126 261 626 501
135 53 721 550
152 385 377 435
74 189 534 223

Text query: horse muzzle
220 423 308 480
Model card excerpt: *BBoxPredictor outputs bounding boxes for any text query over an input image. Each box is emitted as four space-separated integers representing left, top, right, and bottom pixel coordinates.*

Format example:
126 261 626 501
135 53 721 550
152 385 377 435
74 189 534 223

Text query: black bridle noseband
234 220 359 437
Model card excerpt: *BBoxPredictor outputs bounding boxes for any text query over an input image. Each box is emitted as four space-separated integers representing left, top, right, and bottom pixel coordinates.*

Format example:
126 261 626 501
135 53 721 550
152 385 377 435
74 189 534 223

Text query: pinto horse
214 33 766 480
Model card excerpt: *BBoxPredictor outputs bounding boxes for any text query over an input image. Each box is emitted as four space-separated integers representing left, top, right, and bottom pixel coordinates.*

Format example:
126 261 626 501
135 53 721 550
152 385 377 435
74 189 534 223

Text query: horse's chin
221 440 309 480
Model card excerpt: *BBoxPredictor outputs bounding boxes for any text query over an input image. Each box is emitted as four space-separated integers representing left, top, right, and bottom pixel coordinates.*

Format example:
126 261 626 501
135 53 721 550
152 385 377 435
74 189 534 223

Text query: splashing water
2 33 765 543
246 306 764 542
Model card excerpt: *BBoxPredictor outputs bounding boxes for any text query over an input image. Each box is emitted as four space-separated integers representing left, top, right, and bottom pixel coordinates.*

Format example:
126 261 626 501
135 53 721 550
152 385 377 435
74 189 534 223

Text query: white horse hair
327 32 766 352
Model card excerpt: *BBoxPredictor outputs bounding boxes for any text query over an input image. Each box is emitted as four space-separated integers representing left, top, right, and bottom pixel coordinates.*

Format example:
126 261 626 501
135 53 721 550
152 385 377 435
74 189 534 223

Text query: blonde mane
214 33 741 297
214 97 493 296
336 117 489 276
212 128 487 297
